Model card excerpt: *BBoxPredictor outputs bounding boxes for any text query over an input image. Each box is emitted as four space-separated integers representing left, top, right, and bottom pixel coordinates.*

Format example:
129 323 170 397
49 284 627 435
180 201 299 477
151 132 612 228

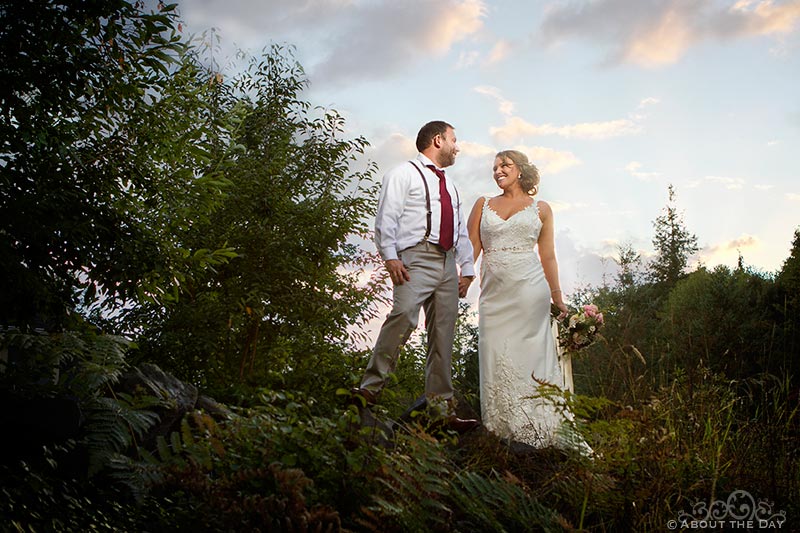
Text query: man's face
437 127 459 168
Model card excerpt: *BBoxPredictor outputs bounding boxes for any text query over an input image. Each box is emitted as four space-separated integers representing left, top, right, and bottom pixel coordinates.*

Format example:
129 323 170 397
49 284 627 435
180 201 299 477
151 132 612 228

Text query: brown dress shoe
350 387 378 406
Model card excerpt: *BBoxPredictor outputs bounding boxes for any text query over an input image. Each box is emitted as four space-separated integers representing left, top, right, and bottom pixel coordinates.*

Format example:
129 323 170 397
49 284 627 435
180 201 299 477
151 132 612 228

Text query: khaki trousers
361 241 459 399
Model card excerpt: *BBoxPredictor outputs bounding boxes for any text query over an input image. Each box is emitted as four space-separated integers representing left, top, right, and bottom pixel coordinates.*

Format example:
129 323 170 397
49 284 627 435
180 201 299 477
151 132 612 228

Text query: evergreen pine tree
614 241 642 289
648 184 698 286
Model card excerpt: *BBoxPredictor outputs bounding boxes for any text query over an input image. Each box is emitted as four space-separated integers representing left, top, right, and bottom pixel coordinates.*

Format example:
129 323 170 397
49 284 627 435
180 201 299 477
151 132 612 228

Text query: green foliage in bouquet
553 303 605 357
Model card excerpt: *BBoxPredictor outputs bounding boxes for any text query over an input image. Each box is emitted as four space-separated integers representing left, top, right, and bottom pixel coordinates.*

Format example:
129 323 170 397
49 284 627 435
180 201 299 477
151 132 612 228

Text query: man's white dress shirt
374 154 475 277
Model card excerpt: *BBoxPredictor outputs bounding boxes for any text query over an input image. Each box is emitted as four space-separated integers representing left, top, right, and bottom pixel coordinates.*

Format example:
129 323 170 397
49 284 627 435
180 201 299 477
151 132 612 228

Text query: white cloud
699 233 762 268
490 116 640 143
180 0 488 84
707 233 760 252
313 0 487 84
456 50 481 69
458 39 515 71
787 192 800 201
627 9 694 67
554 229 616 292
548 200 590 213
515 145 581 174
630 96 662 120
180 0 354 51
732 0 800 33
754 184 775 190
687 175 747 189
486 39 513 64
704 175 746 189
626 161 661 181
443 138 580 175
638 97 661 109
357 130 579 192
359 130 417 178
474 85 515 115
628 97 661 122
458 140 496 158
539 0 800 68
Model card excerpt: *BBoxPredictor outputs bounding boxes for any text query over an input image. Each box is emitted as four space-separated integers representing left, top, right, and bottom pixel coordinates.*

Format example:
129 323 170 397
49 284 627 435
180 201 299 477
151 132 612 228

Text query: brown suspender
408 161 460 247
409 161 432 241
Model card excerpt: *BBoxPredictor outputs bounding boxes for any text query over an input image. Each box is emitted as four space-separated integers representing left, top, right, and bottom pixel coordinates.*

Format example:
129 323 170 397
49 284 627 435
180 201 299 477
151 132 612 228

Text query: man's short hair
416 120 454 152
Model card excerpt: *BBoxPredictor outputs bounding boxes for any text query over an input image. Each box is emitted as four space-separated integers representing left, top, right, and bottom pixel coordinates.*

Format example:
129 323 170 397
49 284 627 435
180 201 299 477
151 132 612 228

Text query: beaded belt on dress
484 246 530 253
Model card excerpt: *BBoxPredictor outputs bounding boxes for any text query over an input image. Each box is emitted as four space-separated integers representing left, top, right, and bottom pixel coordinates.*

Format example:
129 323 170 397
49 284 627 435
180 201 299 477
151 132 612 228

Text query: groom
352 120 478 432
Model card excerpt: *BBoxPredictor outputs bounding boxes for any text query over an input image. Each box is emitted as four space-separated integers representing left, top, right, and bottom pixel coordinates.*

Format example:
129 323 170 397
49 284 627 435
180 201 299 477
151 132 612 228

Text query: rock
358 405 395 445
196 394 234 421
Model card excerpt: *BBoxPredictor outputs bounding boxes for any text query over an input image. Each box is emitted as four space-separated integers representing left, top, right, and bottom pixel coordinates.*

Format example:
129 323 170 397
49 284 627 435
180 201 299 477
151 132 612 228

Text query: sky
177 0 800 302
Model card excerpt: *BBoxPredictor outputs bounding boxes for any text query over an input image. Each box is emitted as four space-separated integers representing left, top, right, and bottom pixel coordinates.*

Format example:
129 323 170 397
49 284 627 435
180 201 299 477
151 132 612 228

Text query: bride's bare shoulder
535 199 554 223
470 196 485 210
469 196 488 222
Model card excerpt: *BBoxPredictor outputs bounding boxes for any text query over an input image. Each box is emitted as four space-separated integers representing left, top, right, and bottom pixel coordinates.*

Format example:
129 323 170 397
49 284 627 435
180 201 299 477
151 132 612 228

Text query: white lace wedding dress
478 198 577 449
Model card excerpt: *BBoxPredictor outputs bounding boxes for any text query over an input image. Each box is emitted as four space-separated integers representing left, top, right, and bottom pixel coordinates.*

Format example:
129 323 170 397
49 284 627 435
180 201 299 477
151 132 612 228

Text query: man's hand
458 276 474 297
386 259 410 286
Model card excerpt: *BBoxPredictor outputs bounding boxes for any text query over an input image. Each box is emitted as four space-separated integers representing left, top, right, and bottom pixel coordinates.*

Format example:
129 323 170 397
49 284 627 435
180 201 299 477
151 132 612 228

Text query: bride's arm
537 200 568 318
467 197 485 264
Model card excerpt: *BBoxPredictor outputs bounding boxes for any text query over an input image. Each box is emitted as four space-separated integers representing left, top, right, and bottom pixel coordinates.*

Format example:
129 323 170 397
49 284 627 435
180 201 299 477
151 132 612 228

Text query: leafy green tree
574 188 700 401
776 228 800 308
648 184 698 287
664 265 773 380
0 1 247 506
451 303 481 408
131 48 382 397
0 0 233 330
775 227 800 372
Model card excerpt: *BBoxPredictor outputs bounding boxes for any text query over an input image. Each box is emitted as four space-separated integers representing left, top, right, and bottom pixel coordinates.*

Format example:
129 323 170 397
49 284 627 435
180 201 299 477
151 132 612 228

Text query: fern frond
452 470 564 533
82 392 160 477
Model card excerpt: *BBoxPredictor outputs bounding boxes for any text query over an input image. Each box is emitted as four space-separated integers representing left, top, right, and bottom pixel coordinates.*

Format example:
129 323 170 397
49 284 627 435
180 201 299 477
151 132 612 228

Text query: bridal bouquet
553 304 605 356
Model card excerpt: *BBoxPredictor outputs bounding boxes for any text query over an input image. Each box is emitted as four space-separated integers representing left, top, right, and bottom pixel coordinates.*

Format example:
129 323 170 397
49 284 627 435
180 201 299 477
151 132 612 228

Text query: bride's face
492 157 521 190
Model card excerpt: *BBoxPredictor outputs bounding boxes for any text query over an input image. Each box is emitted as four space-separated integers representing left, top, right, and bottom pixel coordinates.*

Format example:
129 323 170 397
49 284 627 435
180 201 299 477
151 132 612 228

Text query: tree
0 0 233 329
776 228 800 308
775 227 800 366
648 184 698 286
664 265 773 380
614 241 643 290
131 48 383 396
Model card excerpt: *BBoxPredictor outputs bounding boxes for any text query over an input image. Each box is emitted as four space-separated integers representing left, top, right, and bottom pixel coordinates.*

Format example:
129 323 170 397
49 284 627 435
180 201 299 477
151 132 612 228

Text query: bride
467 150 583 450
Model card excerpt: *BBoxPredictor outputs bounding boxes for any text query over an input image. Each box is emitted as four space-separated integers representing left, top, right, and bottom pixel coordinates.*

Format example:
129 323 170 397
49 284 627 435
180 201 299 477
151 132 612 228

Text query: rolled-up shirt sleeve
374 167 409 261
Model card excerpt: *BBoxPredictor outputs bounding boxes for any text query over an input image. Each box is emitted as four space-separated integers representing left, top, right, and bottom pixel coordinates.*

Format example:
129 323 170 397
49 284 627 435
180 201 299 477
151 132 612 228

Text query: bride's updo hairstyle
496 150 540 196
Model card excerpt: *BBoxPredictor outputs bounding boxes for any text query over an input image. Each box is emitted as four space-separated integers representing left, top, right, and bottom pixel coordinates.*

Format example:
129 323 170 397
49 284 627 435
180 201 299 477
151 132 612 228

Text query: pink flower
556 304 605 355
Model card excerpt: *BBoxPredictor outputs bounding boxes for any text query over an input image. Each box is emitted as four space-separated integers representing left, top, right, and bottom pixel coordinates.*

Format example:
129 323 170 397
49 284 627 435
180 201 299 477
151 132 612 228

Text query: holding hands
458 276 473 297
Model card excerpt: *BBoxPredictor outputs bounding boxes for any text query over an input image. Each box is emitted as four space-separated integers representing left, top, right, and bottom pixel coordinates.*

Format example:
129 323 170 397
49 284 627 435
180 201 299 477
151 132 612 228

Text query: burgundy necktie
428 165 454 250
